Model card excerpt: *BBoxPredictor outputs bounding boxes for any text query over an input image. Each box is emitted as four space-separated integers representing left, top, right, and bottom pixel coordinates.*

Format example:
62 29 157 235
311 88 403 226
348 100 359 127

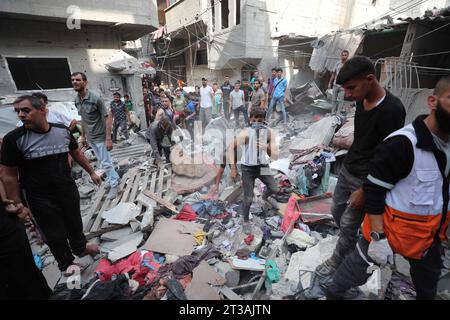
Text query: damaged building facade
0 0 159 130
157 0 396 85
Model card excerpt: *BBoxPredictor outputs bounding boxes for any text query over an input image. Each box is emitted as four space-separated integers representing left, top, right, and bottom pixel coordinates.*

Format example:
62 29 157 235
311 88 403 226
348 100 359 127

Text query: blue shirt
273 78 287 98
186 101 196 115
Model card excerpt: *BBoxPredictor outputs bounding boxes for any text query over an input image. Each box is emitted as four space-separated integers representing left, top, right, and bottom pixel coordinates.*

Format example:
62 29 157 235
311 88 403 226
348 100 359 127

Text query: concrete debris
22 93 431 302
213 261 241 287
105 232 144 262
100 227 134 242
285 235 338 289
269 158 291 176
101 202 140 225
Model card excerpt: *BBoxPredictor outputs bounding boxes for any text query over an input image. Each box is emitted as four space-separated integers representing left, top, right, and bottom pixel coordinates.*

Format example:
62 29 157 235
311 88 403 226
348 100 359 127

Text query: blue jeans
90 142 120 188
266 96 287 124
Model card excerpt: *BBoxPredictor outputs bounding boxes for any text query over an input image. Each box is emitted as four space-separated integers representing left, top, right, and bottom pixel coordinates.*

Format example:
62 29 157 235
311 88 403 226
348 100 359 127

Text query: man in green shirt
124 94 133 111
72 72 120 200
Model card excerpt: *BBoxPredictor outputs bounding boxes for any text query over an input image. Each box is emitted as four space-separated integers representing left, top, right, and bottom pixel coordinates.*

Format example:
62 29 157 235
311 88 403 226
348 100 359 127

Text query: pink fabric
281 196 302 233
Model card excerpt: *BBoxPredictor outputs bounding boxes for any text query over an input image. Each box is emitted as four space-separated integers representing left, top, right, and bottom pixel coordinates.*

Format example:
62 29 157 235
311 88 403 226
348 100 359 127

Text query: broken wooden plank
83 185 107 233
102 170 134 229
166 167 172 190
90 197 112 233
157 167 165 197
149 170 157 193
120 169 139 203
137 171 151 211
142 189 179 214
128 171 142 203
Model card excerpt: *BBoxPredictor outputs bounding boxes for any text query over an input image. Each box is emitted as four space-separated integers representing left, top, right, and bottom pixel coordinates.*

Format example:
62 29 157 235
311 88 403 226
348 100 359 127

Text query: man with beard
326 76 450 300
315 57 406 279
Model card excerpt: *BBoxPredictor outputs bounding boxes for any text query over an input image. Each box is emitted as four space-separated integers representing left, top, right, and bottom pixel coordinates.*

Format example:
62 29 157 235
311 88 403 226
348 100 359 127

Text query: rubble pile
27 107 450 301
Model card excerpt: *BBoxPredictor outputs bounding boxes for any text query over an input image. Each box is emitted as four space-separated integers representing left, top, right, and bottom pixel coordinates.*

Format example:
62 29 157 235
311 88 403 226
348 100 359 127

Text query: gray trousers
331 85 345 115
200 107 212 129
328 166 365 268
112 120 129 142
241 165 279 222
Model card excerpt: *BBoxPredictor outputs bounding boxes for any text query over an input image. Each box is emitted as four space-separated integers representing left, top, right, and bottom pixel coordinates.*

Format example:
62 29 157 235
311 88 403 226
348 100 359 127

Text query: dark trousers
327 238 443 300
327 166 365 268
157 143 171 163
241 165 279 222
26 186 87 271
112 120 129 142
233 106 249 127
0 221 52 299
223 97 230 121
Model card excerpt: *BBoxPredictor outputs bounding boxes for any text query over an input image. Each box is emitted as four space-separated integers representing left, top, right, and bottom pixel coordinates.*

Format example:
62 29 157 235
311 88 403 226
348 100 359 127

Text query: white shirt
199 85 214 108
17 108 74 128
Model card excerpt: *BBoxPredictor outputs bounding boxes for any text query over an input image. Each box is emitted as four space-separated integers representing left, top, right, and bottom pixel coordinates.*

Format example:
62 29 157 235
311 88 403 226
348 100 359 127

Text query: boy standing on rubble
229 108 280 234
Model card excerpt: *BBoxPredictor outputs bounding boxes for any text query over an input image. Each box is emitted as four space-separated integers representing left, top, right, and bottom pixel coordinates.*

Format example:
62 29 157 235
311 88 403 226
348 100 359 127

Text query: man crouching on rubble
146 116 173 167
229 108 280 234
314 56 406 280
0 95 102 276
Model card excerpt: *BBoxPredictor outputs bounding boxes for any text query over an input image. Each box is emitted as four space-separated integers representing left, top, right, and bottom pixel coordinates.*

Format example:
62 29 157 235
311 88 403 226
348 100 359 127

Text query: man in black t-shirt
314 57 406 279
221 76 233 122
0 95 102 274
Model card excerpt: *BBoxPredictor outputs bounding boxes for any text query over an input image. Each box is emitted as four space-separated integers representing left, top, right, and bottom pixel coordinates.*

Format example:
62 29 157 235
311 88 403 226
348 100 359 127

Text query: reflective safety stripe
368 174 395 190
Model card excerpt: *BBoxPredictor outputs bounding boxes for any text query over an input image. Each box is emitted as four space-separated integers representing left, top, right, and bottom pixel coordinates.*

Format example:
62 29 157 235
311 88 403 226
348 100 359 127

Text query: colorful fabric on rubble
94 250 162 286
191 200 225 218
175 204 198 221
281 196 301 233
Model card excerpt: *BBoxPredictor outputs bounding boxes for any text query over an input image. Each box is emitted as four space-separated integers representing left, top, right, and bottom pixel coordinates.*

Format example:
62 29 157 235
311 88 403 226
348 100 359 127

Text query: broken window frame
5 56 73 92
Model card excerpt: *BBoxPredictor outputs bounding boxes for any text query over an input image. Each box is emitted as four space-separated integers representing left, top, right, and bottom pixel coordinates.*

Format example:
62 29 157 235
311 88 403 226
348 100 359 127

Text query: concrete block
107 232 144 262
100 227 133 242
214 261 241 287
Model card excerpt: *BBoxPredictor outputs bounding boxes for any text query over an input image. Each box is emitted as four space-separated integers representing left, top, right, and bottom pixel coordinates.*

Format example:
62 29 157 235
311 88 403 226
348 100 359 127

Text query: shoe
243 222 252 235
106 187 118 200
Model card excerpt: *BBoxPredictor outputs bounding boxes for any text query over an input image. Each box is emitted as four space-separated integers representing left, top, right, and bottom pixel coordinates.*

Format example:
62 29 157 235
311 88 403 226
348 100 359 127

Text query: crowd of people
1 54 450 301
141 67 290 134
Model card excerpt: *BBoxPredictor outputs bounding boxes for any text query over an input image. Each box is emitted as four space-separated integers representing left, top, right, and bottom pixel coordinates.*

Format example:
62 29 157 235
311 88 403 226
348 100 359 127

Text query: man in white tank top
229 108 279 234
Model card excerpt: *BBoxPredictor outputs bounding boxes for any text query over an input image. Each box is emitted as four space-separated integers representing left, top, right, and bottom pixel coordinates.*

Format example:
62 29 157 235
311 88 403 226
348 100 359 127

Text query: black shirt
1 123 78 196
343 90 406 178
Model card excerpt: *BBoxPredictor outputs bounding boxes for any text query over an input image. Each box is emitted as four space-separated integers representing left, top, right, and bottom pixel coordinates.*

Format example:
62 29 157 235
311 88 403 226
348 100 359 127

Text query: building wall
165 0 207 33
165 0 413 85
0 0 158 26
0 18 136 103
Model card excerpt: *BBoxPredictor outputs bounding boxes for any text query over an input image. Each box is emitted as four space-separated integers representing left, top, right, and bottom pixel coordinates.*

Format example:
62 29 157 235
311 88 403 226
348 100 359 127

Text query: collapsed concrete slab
285 235 338 289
